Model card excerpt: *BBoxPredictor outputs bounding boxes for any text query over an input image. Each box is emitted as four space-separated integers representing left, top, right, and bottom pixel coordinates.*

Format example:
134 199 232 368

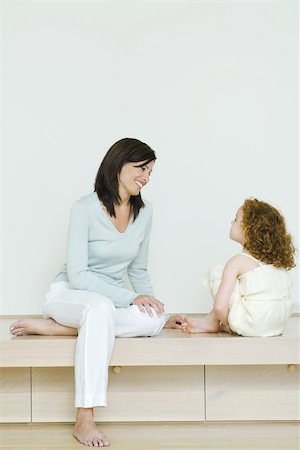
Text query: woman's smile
119 160 155 198
134 179 145 190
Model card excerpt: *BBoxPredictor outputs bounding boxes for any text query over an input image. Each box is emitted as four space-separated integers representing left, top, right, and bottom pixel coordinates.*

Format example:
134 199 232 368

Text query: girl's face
118 160 155 199
230 206 244 244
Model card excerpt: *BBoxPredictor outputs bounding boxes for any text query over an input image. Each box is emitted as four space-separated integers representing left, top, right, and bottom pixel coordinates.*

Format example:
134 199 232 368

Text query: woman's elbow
68 271 86 290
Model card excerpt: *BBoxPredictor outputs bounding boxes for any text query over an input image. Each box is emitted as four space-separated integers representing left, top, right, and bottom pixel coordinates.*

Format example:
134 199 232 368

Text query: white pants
43 282 166 408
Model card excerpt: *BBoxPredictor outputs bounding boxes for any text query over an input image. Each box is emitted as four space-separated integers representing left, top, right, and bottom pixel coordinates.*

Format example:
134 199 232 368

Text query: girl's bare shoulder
225 253 259 276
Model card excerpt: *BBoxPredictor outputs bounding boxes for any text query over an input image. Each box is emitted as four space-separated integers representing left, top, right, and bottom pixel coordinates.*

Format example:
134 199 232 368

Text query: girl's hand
214 306 229 327
131 295 165 317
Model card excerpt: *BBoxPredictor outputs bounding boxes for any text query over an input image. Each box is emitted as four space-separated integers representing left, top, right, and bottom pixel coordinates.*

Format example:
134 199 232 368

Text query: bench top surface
1 315 299 367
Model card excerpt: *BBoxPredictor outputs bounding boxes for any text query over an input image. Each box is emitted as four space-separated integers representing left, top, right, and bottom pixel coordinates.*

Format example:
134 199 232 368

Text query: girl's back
207 257 293 337
229 259 293 337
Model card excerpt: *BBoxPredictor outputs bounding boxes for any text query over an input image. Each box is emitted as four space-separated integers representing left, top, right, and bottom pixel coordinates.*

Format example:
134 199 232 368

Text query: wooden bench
1 315 299 423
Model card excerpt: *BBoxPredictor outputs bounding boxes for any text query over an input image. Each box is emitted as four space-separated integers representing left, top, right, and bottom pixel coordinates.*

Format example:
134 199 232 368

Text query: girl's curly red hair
242 198 296 269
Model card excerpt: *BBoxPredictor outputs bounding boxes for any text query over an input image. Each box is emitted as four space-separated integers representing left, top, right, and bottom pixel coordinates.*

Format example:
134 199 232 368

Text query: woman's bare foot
10 318 77 336
74 408 110 447
180 316 219 333
164 315 186 329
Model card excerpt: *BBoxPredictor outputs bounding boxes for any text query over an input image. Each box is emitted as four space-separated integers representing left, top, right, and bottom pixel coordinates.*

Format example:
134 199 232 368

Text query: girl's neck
241 247 250 255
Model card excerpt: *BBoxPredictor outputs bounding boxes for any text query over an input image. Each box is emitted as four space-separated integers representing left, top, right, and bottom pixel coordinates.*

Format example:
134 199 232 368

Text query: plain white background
1 0 298 315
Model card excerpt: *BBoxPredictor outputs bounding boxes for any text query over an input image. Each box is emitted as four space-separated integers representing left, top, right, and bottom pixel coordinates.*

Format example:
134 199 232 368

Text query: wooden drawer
205 365 300 420
32 366 205 422
0 368 31 422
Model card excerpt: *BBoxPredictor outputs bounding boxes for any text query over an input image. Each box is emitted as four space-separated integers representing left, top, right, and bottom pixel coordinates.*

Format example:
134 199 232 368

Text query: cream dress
204 253 293 337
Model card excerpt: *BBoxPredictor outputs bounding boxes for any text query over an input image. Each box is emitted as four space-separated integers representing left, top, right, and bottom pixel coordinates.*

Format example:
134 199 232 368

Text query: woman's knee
82 294 116 321
143 312 166 336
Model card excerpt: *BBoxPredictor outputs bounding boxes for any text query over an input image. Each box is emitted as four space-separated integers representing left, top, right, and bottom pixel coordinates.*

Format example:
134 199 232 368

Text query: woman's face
230 206 244 244
118 160 155 198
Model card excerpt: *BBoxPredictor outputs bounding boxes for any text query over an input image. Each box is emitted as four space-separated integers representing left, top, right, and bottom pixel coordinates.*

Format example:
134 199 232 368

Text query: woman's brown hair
94 138 156 220
242 198 296 269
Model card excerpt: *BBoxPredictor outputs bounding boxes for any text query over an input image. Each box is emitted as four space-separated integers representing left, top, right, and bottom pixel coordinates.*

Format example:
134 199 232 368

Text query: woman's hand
131 295 165 317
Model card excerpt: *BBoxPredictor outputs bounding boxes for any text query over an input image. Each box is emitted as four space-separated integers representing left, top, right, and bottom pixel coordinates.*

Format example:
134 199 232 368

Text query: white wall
1 0 298 315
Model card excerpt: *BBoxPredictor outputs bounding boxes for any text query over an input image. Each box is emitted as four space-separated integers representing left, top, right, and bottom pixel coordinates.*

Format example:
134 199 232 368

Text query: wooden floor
0 422 299 450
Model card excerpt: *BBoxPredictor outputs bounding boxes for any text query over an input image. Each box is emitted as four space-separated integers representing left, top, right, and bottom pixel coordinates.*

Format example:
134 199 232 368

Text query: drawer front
32 366 205 422
206 365 300 420
0 368 31 422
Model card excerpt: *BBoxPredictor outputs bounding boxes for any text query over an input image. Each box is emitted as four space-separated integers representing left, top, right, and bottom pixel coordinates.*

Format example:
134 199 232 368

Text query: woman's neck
118 186 131 206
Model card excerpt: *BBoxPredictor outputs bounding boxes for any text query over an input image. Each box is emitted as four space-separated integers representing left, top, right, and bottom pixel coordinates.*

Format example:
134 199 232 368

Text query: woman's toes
10 322 21 333
101 435 109 446
10 328 22 335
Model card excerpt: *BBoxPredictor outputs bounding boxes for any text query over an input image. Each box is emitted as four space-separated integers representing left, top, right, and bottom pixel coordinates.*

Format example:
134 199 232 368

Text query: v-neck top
54 192 154 308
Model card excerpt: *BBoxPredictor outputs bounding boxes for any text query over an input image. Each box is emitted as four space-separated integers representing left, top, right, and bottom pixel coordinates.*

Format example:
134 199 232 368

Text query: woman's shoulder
138 198 153 220
73 192 96 204
70 192 98 213
142 198 153 211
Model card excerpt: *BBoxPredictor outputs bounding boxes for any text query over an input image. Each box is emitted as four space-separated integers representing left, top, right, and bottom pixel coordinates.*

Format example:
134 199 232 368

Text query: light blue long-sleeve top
55 192 154 308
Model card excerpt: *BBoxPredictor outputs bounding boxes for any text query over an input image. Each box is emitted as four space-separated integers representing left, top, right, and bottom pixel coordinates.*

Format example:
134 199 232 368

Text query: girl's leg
180 309 220 333
181 265 239 334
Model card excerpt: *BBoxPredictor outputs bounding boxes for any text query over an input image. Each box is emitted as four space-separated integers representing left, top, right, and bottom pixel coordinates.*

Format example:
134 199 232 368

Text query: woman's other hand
131 295 165 317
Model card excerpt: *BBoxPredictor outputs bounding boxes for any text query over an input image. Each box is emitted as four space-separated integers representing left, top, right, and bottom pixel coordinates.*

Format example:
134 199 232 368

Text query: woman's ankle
76 407 94 421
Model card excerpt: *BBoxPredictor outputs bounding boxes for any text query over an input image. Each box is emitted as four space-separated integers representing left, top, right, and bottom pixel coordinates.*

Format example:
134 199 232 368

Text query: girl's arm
213 255 241 326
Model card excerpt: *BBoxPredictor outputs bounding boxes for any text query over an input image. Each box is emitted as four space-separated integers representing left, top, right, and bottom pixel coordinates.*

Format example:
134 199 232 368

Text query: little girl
180 198 296 337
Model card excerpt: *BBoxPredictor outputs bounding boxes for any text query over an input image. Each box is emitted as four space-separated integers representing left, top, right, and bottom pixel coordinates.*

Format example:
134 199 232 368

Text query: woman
10 138 166 447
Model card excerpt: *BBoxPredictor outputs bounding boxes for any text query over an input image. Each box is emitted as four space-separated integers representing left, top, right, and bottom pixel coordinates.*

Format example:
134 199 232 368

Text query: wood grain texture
0 422 299 449
32 366 205 422
1 315 299 367
206 364 300 420
0 368 31 422
1 317 300 424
